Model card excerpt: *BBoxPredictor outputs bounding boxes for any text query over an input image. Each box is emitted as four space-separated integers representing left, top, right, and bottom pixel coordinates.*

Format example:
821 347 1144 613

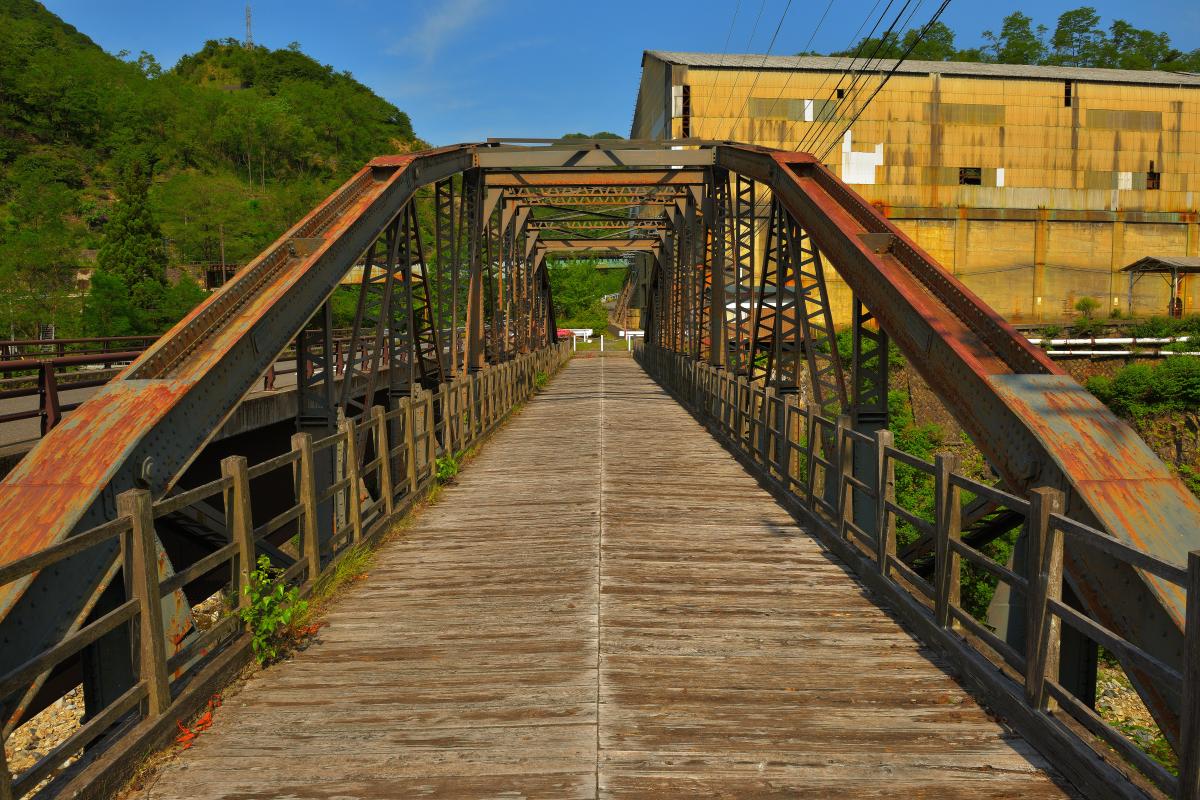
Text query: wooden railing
0 342 571 799
637 341 1198 800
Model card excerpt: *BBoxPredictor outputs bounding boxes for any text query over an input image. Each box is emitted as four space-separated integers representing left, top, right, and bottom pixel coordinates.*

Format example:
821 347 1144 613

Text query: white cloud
391 0 492 62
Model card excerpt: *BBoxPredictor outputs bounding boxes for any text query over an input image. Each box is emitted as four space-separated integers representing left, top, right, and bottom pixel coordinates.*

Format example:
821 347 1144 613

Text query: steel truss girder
715 145 1200 748
1 140 1197 762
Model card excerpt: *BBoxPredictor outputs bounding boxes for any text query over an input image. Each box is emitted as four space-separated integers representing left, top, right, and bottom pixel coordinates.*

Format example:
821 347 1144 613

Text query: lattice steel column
706 169 730 368
850 298 888 536
732 175 755 374
788 215 847 411
434 178 455 374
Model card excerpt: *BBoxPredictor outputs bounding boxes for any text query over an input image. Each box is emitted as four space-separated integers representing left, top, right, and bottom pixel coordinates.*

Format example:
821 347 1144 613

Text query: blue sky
42 1 1200 146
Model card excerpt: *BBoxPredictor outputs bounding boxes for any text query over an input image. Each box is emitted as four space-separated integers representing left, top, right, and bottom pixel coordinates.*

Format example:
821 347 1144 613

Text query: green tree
96 156 168 315
1106 20 1174 70
81 270 142 336
901 21 957 61
1048 6 1109 66
982 12 1049 64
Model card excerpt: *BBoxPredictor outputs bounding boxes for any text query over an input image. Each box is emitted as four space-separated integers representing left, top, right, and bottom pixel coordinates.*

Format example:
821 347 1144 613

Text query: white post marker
572 335 577 352
600 335 604 352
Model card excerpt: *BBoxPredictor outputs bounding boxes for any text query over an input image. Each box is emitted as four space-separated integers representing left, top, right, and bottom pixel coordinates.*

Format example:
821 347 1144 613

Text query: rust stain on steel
0 148 431 622
990 374 1199 621
0 380 191 615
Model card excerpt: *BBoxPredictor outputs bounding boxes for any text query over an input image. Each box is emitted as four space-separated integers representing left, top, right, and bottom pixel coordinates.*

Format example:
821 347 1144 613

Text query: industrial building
631 51 1200 323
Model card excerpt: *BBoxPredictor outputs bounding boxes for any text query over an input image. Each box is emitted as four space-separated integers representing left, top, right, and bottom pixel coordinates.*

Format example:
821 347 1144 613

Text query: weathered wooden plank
146 358 1074 799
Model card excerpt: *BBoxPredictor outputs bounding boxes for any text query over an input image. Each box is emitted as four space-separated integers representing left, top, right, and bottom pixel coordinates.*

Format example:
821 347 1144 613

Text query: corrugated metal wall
631 55 1200 323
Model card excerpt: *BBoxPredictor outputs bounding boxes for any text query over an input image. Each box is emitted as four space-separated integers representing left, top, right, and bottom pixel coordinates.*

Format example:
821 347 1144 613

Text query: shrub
1074 296 1100 318
534 371 549 391
435 453 460 484
1086 356 1200 417
1130 316 1177 339
239 556 308 665
1070 317 1106 337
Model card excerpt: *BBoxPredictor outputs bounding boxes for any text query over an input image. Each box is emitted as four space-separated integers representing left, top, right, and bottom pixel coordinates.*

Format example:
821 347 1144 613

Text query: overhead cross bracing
0 138 1199 799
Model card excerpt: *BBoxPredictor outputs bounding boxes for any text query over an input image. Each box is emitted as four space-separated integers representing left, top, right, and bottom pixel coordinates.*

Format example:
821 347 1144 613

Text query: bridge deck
146 357 1074 798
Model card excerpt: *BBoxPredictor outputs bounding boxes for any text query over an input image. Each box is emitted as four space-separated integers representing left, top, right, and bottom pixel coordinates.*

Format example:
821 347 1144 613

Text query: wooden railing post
778 394 794 486
835 415 854 537
735 376 748 445
874 429 896 575
760 387 776 469
220 455 255 604
1025 486 1065 710
117 488 171 717
371 406 394 515
804 403 820 507
291 432 322 581
424 390 436 481
404 396 418 494
339 417 363 544
934 452 962 628
1180 550 1200 798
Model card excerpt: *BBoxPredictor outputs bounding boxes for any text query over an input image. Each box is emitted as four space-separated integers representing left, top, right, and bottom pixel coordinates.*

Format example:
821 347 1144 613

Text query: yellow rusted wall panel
637 55 1200 321
964 220 1035 271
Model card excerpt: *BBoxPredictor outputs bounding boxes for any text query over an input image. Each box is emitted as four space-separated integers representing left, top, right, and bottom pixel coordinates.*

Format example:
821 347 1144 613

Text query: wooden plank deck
146 357 1077 799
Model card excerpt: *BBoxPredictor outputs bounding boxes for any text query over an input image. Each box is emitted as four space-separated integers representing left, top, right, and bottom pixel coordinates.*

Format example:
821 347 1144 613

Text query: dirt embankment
894 357 1200 484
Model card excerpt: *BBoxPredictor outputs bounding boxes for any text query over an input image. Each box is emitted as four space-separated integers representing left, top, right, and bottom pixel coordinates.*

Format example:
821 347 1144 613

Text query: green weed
239 556 308 665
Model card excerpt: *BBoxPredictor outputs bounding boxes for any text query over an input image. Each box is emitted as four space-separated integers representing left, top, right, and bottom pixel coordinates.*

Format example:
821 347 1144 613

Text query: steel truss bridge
0 139 1198 799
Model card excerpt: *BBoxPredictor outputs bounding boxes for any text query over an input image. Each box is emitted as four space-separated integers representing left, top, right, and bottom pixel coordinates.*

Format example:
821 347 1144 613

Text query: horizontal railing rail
0 333 424 440
0 341 571 799
636 340 1198 800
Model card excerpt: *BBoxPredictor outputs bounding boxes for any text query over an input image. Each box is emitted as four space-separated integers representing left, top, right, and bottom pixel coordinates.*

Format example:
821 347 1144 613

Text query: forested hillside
0 0 421 338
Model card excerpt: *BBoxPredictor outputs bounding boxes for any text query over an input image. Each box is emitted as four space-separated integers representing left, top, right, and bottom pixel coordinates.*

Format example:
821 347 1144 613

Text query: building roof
645 50 1200 88
1121 256 1200 274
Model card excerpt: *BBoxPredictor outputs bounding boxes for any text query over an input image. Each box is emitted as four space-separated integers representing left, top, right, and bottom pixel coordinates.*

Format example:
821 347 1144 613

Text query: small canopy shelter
1120 256 1200 318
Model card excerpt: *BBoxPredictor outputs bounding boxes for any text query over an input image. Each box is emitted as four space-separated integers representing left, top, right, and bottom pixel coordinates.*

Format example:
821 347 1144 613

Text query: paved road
146 358 1075 798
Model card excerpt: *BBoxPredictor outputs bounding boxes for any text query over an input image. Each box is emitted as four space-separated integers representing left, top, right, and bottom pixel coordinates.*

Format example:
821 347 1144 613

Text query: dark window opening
836 87 845 99
1147 160 1160 190
958 167 982 186
1064 80 1073 107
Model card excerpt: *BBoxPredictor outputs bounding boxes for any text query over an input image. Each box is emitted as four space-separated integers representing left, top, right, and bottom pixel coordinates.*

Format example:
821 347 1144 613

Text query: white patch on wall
841 130 884 185
1117 171 1133 191
803 99 815 122
995 168 1005 188
671 85 684 117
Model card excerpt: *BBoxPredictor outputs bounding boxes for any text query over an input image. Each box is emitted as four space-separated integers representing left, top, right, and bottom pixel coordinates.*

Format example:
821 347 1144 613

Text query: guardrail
636 341 1197 800
0 335 379 439
0 341 571 799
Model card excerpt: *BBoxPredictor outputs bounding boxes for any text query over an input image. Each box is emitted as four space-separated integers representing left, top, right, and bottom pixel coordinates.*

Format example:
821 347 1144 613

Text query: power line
790 0 895 154
718 0 745 67
805 0 926 158
817 0 952 161
798 0 916 156
714 0 770 130
725 0 798 141
750 0 838 147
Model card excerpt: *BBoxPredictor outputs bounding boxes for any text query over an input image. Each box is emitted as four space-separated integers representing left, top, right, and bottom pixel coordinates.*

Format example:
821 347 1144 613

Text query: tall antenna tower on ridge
244 3 253 49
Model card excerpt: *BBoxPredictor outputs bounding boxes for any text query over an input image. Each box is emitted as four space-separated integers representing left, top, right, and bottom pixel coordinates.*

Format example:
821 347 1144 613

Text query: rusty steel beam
539 239 659 252
475 146 713 169
0 145 476 723
484 170 703 188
